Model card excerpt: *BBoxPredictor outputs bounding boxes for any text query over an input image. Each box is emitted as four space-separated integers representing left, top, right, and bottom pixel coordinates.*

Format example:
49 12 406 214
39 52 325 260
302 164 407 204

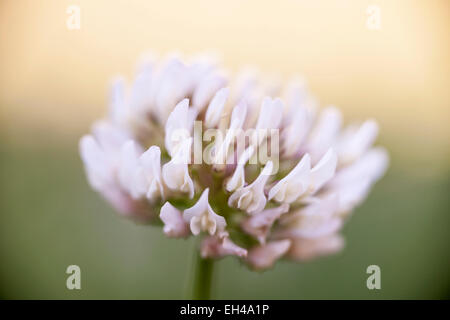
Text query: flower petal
201 236 247 258
247 240 291 270
183 188 227 236
205 87 229 128
160 202 190 238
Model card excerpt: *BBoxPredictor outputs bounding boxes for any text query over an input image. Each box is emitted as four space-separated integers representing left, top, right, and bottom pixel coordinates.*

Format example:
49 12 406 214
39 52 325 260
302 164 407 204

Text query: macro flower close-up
79 54 388 297
1 0 449 304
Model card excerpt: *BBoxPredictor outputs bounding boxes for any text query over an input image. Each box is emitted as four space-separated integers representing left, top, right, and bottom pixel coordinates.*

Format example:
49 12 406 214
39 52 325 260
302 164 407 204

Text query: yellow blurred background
0 0 448 299
1 0 449 170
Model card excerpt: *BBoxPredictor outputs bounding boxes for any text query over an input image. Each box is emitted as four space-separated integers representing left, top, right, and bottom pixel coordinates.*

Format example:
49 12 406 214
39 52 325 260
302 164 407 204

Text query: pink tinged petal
335 178 372 213
335 119 379 165
79 135 113 190
229 68 258 107
306 106 342 163
160 202 190 238
205 87 229 128
268 154 311 203
212 101 249 170
139 145 164 200
280 194 341 239
164 99 192 156
162 138 194 198
228 161 273 214
225 146 255 192
154 59 193 122
309 148 337 193
91 120 131 156
183 188 227 236
242 204 289 244
330 147 389 188
201 236 247 259
118 140 143 198
287 234 344 261
282 104 315 157
109 78 128 125
247 240 291 270
255 97 283 131
129 62 154 113
192 73 227 112
229 100 248 130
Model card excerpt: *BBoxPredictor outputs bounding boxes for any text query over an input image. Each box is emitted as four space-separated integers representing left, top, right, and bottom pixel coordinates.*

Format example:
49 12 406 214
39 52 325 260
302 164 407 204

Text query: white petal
288 234 344 261
282 104 315 157
225 146 255 192
306 106 342 162
118 140 143 198
162 138 194 198
247 240 291 270
255 97 283 131
229 100 248 129
205 87 229 128
129 62 154 113
192 73 227 112
79 135 112 190
242 204 289 244
164 99 192 156
268 154 311 203
330 147 389 188
228 161 273 214
335 119 379 164
91 120 130 156
280 194 341 239
139 145 164 200
183 188 227 236
201 236 247 258
160 202 189 238
309 148 337 193
109 78 127 125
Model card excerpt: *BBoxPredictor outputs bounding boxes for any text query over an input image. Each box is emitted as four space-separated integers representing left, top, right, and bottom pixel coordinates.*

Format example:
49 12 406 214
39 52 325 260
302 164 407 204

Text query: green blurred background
0 0 449 299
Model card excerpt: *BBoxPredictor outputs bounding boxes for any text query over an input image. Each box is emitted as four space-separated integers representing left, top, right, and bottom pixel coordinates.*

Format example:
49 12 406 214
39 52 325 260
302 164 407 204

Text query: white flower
160 202 190 238
268 148 337 204
162 137 195 198
228 161 273 214
183 188 227 236
80 53 389 270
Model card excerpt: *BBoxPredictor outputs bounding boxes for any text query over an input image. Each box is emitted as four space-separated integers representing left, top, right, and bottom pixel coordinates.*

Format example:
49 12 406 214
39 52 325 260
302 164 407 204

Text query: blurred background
0 0 449 299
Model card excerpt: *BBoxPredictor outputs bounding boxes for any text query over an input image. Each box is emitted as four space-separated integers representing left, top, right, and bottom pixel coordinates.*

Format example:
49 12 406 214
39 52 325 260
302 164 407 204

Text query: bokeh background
0 0 449 299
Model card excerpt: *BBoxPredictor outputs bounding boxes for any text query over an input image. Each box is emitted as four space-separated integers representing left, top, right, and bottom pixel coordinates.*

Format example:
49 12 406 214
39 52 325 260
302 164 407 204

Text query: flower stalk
192 250 215 300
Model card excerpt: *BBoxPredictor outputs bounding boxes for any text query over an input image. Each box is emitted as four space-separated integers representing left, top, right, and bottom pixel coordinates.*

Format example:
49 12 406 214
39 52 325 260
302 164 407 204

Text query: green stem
192 250 215 300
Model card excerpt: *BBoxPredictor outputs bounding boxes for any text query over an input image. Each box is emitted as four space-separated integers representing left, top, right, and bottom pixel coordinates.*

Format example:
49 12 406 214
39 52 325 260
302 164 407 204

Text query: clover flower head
80 53 389 270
